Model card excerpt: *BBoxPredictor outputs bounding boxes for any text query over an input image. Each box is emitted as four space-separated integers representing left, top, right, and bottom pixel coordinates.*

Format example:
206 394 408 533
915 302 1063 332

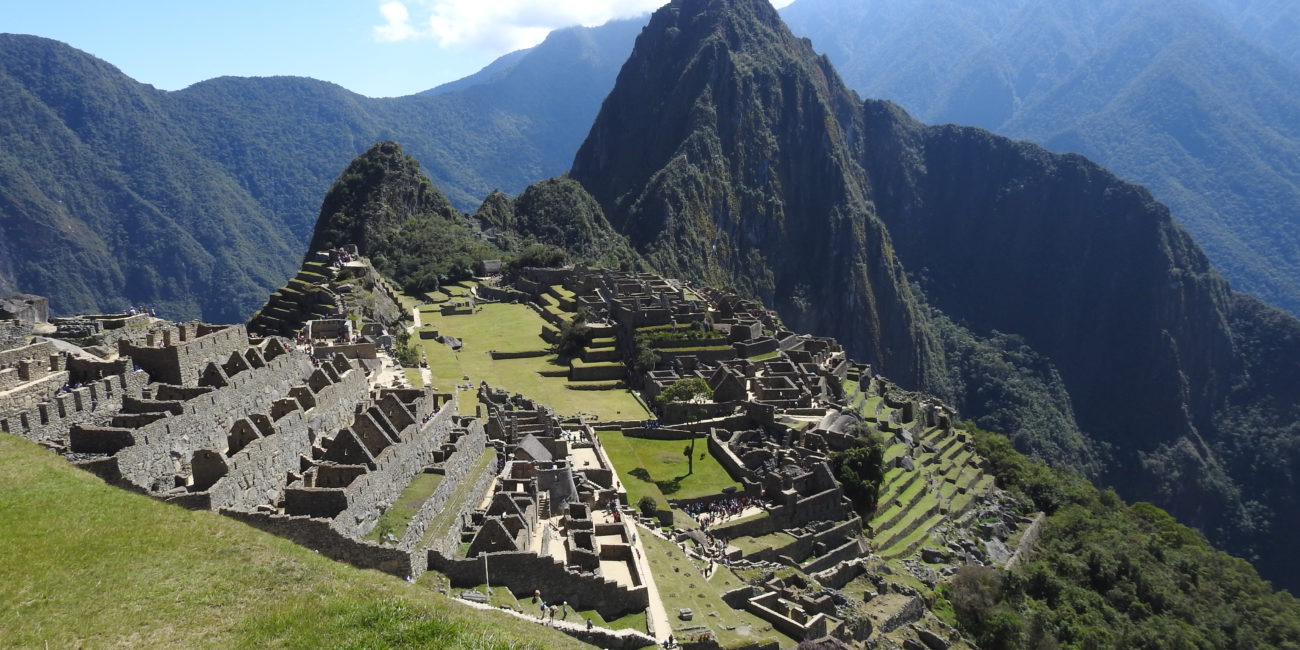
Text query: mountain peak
572 0 937 388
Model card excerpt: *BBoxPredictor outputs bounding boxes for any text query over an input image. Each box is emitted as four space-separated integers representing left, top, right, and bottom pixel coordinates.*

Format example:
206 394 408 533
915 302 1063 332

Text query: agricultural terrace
414 300 648 421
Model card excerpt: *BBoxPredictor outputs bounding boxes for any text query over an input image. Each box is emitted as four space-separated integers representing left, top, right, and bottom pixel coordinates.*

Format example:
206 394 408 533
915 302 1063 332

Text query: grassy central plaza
597 431 742 509
413 301 648 421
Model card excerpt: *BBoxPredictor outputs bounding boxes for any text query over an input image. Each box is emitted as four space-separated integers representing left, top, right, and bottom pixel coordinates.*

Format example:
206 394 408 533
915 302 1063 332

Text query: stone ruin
1 266 1026 649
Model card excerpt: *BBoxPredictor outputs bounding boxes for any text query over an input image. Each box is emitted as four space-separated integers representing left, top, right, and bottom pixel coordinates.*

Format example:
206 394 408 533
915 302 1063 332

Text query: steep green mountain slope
296 141 637 296
0 23 635 321
570 0 1300 591
0 34 297 322
781 0 1300 316
571 0 940 390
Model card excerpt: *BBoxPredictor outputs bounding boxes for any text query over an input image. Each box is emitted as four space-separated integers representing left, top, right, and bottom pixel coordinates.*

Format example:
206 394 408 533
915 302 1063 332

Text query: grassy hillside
0 435 580 649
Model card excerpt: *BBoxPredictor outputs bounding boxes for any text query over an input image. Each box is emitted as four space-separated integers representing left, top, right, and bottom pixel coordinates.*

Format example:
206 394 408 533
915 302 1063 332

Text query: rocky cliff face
571 0 939 389
570 0 1300 590
855 101 1242 521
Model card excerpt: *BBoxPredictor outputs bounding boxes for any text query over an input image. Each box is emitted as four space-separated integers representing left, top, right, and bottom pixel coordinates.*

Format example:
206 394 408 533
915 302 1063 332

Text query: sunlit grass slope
0 435 581 649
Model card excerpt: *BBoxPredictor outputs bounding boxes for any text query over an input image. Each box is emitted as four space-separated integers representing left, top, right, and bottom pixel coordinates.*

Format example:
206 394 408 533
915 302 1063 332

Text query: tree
656 377 712 405
831 431 886 515
509 242 568 269
638 495 659 517
393 329 419 367
633 336 661 373
553 309 591 360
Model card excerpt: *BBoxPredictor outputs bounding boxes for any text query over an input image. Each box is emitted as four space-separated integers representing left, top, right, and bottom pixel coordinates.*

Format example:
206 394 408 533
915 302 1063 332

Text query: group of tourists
682 495 759 529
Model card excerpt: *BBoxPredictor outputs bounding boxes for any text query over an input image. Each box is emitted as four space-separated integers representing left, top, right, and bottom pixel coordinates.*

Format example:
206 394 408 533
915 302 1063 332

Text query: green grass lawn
416 303 648 421
641 531 784 647
366 472 444 542
403 368 425 388
0 435 575 649
728 530 799 558
597 432 741 508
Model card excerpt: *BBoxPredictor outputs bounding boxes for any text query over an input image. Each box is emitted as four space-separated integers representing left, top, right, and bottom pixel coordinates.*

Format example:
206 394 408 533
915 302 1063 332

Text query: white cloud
374 2 419 42
373 0 797 52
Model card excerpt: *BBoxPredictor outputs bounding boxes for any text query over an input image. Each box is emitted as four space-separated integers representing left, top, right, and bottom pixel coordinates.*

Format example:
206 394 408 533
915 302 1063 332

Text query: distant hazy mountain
780 0 1300 315
0 21 640 320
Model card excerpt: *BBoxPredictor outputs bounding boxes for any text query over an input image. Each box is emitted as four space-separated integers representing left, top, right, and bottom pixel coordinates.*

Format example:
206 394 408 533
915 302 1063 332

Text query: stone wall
0 340 56 368
81 351 315 490
1 370 148 444
338 397 462 539
801 537 866 574
397 423 488 551
476 284 529 303
709 433 753 483
201 365 369 512
430 550 649 620
0 321 29 350
570 363 625 382
419 429 495 555
222 509 420 579
0 370 68 416
622 426 696 441
120 324 249 387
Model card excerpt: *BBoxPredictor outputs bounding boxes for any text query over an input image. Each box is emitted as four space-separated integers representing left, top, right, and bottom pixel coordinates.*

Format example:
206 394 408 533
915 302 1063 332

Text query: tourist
585 618 593 631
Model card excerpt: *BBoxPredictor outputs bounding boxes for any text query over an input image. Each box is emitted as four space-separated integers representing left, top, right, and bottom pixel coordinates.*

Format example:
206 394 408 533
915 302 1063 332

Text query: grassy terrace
415 301 648 421
0 436 574 649
641 530 785 647
422 450 497 551
366 472 445 542
597 432 741 508
728 530 799 558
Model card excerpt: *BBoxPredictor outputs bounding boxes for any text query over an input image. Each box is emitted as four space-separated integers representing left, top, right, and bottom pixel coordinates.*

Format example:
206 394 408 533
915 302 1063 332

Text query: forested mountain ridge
781 0 1300 316
570 0 1300 592
0 24 634 320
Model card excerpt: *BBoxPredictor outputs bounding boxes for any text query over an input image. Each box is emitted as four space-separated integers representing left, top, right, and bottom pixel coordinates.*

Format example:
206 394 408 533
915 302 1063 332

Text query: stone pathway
628 519 672 641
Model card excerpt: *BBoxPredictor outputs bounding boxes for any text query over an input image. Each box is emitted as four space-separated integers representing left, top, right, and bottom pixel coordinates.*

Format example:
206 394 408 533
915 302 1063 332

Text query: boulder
920 547 949 564
918 628 949 650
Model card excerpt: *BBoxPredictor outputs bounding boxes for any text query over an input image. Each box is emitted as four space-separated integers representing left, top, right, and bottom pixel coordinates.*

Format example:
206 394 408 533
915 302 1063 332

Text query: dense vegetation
944 425 1300 649
305 142 640 297
569 0 1300 592
309 141 493 292
831 429 887 516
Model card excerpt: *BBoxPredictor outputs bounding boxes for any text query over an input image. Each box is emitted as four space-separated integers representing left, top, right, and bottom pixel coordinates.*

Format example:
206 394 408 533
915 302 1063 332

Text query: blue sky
3 1 795 98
